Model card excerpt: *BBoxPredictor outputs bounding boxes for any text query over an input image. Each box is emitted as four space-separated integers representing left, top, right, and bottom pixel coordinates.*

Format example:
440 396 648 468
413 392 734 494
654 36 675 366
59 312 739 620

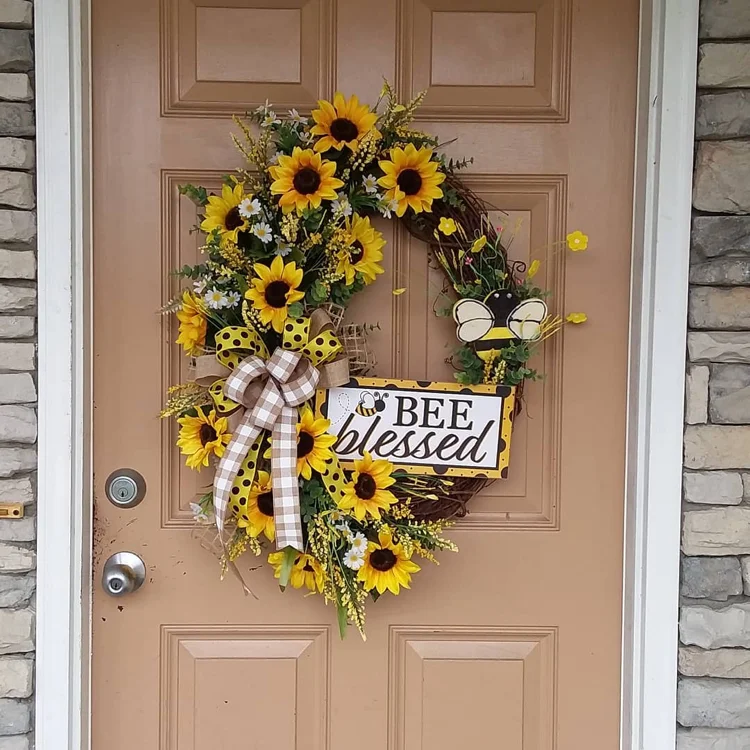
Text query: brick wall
0 1 36 749
678 1 750 748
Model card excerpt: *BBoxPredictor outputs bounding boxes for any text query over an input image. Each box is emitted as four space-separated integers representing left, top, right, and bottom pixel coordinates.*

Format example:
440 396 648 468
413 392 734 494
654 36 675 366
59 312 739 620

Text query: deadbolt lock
105 468 146 508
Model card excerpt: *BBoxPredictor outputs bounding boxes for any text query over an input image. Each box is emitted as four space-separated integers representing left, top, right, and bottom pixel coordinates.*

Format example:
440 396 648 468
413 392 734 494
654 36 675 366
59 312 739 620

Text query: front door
91 1 638 748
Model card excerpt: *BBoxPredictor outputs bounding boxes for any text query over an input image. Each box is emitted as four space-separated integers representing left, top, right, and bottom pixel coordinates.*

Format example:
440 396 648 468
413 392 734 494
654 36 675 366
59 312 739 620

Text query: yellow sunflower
338 451 397 521
357 529 420 595
176 408 231 470
268 147 344 213
310 93 378 153
378 144 445 217
235 470 275 542
199 183 248 244
268 551 325 593
296 406 337 479
245 254 305 333
336 214 385 286
176 290 207 355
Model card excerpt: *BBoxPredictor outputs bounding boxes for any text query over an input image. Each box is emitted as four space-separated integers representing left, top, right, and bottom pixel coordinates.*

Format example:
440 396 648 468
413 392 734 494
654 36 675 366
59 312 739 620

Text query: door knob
102 551 146 596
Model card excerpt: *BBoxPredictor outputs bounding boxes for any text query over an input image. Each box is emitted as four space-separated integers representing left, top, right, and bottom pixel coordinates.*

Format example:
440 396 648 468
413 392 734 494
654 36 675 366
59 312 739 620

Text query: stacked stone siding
0 2 35 750
679 1 750 748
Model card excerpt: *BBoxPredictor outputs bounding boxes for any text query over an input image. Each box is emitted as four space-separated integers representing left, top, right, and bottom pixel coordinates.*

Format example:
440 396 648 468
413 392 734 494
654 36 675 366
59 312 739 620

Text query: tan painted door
92 1 637 748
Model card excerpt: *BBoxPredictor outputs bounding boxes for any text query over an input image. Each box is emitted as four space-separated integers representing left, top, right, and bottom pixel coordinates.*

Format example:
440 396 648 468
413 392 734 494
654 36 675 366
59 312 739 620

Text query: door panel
92 0 638 748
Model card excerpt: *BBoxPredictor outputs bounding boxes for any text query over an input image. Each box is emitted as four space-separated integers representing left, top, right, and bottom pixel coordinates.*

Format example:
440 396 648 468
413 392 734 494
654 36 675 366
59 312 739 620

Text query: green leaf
287 301 304 318
336 602 348 639
278 546 297 591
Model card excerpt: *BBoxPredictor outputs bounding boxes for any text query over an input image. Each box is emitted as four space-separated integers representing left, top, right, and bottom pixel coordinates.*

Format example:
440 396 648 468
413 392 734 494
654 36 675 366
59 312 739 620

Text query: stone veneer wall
0 1 36 749
678 1 750 748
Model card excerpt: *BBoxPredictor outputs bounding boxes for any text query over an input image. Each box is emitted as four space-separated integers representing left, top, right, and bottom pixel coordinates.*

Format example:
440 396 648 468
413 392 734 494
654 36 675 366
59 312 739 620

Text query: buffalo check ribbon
213 347 319 551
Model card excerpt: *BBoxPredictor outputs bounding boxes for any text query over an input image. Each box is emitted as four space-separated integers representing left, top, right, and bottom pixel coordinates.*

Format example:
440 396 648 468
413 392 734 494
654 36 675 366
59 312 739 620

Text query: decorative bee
355 391 388 418
453 290 548 362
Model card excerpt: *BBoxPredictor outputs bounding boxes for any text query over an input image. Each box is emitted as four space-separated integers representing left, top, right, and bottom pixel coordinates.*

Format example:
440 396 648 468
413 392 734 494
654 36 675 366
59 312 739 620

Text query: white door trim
33 0 697 747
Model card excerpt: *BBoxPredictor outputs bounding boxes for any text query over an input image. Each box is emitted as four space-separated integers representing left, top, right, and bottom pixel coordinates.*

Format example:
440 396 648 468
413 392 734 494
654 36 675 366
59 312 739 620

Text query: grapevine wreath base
163 84 587 637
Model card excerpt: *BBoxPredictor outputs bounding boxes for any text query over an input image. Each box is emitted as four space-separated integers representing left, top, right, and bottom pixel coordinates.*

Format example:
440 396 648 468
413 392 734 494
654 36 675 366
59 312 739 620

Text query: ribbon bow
213 347 318 551
193 310 349 552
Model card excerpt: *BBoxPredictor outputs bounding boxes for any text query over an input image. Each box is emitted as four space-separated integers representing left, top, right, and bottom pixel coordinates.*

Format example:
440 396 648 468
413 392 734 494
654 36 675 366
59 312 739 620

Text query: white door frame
33 0 698 747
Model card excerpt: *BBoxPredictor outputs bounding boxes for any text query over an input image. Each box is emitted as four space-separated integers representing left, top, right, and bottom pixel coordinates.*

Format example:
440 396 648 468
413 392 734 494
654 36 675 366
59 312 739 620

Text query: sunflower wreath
162 82 589 638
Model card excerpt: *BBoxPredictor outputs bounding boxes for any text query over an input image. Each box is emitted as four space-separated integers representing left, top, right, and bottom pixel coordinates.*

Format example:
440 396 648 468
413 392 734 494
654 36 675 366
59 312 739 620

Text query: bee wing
453 299 494 343
359 392 376 408
508 298 548 341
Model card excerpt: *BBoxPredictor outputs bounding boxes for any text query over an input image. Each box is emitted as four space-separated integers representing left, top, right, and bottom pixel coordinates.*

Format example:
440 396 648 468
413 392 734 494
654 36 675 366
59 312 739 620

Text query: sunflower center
370 548 397 572
199 423 217 445
297 431 314 458
397 168 422 196
354 472 377 500
255 491 273 517
265 280 290 308
224 206 244 231
350 240 364 264
293 167 322 195
329 117 359 143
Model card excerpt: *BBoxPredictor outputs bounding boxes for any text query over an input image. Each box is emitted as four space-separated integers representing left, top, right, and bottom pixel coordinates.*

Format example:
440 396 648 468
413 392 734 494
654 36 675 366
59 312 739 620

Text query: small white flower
362 174 378 194
269 152 280 165
238 197 262 219
331 196 353 218
262 112 280 128
299 130 313 144
348 532 368 554
378 198 400 219
288 108 306 125
193 279 208 294
204 287 229 309
226 291 241 308
275 241 293 257
343 547 366 570
255 99 272 115
252 222 274 244
189 502 212 524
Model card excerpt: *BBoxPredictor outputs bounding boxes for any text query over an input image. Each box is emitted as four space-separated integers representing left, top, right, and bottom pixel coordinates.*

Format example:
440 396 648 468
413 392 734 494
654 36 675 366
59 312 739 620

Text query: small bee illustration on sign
355 391 387 418
453 290 548 362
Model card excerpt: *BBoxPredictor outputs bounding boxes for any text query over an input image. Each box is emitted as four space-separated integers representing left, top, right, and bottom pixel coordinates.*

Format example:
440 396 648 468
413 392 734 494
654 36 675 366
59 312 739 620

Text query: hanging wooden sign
315 377 515 478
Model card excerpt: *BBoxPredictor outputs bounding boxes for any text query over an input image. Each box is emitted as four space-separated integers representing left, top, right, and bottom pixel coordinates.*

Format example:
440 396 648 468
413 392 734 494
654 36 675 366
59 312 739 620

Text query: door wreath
162 83 588 637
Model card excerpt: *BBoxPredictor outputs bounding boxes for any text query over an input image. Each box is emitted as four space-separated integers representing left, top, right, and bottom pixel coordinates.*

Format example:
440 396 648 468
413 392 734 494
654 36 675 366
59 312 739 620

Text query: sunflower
200 183 248 244
357 530 420 595
336 214 385 286
235 470 275 542
310 93 378 153
338 451 397 521
176 408 231 470
245 254 305 333
268 147 344 213
297 407 337 479
176 290 207 355
268 551 325 593
378 144 446 217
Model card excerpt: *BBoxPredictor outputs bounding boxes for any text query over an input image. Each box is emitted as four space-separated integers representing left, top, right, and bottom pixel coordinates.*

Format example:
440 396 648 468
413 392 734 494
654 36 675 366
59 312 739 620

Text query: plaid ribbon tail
272 405 304 551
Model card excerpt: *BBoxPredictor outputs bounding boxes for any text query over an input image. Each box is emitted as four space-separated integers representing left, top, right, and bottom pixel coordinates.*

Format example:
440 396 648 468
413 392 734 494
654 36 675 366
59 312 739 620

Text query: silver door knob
102 551 146 596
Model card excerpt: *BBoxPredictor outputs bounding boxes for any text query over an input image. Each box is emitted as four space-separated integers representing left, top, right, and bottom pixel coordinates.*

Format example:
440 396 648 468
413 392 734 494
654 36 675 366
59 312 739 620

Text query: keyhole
110 579 122 592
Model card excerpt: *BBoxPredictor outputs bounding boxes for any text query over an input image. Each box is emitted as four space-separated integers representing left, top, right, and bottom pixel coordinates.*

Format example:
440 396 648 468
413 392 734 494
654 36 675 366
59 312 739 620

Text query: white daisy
262 112 280 128
204 287 229 309
275 241 293 257
269 152 280 165
238 197 262 219
226 291 241 307
378 198 400 219
362 174 378 194
299 129 313 144
288 108 306 125
348 532 368 555
252 222 274 244
193 279 208 294
254 99 272 115
189 502 212 524
343 547 366 570
331 196 352 218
